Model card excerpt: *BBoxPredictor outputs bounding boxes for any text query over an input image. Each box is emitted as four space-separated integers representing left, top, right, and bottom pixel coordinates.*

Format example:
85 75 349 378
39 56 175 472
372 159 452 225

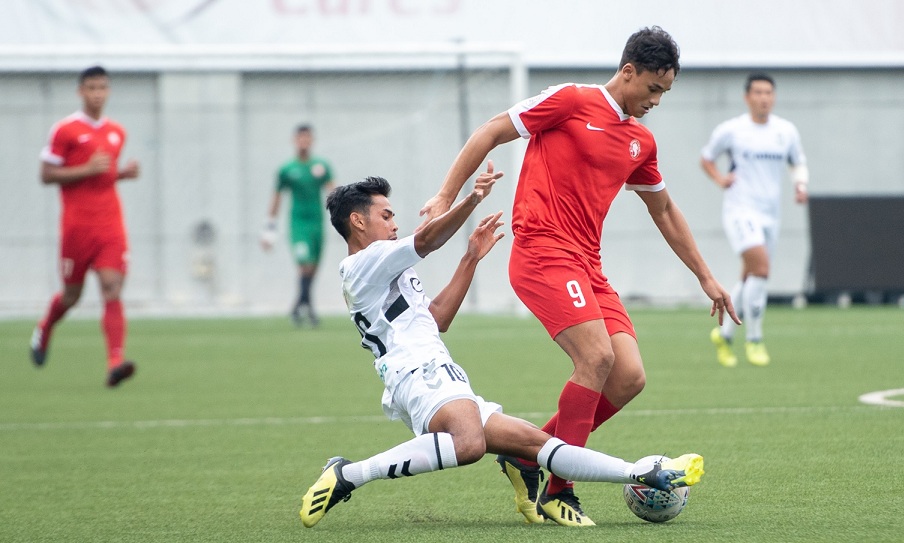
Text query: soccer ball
623 455 689 523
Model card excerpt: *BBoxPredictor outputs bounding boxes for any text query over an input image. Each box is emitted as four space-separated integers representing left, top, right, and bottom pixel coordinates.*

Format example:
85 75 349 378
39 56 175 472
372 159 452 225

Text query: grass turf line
1 307 903 542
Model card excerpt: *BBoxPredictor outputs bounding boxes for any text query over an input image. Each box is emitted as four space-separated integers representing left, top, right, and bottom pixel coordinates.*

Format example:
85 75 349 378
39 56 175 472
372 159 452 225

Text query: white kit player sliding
701 72 809 367
299 165 704 528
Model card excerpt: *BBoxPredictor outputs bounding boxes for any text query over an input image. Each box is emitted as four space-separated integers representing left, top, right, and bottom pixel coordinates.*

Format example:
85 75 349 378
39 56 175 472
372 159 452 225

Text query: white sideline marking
0 404 892 432
858 388 904 408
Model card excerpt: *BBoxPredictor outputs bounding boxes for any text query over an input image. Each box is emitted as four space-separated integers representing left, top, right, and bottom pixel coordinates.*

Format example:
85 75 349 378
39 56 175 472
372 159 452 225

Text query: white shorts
381 355 502 436
722 207 778 255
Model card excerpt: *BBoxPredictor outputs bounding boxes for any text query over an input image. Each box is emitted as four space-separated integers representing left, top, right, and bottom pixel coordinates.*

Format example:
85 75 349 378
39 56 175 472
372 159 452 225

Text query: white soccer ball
623 455 689 523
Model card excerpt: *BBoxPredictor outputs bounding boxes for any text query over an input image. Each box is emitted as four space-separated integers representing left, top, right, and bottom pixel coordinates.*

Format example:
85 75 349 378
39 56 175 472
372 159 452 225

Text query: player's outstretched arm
417 113 518 231
636 188 741 325
413 161 502 258
429 210 505 332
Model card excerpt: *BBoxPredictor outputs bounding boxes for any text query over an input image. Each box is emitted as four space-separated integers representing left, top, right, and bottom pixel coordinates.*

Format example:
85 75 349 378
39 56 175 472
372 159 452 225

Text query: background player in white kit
299 165 704 528
701 72 809 367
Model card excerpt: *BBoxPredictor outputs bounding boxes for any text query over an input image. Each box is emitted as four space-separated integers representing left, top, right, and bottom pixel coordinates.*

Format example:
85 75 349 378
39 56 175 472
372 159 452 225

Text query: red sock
546 381 601 495
591 394 620 432
102 299 126 369
39 293 69 350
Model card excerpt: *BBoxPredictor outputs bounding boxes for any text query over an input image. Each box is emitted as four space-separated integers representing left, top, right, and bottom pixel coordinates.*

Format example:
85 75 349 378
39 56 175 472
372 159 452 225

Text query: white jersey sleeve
339 235 449 387
786 123 806 167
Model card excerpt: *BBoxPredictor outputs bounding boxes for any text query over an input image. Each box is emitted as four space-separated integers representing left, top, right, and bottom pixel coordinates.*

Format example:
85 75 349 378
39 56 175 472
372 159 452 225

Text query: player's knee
453 433 487 465
626 370 646 398
577 346 615 379
61 284 83 307
100 282 123 301
61 291 81 307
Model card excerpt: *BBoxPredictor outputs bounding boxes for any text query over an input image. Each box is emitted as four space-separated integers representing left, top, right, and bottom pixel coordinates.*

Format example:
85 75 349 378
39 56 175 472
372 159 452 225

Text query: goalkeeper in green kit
261 124 335 326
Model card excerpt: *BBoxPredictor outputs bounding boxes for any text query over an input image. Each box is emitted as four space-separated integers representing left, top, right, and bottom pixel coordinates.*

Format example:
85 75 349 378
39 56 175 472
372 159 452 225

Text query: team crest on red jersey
107 132 121 147
629 139 641 159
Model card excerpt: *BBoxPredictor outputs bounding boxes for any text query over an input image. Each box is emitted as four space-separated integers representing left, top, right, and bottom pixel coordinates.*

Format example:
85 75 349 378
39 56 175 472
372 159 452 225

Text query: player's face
295 131 313 154
78 76 110 114
364 195 398 243
745 80 775 120
622 65 675 118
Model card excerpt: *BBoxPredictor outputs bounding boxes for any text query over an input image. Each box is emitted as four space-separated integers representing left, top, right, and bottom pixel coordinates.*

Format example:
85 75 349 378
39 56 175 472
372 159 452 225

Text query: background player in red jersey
419 27 740 526
31 65 140 388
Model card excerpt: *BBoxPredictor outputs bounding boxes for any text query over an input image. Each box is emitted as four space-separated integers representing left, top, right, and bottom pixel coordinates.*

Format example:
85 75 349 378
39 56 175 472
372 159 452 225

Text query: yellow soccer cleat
745 342 771 366
710 327 738 367
662 454 705 488
300 456 355 528
536 481 595 527
630 453 705 491
496 455 546 524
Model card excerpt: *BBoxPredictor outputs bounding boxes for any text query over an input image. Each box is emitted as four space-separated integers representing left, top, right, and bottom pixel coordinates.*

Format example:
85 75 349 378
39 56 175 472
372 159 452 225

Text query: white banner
1 0 902 68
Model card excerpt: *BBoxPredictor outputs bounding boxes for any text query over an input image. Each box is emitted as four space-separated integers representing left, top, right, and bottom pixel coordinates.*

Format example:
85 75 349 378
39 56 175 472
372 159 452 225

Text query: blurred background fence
1 0 903 318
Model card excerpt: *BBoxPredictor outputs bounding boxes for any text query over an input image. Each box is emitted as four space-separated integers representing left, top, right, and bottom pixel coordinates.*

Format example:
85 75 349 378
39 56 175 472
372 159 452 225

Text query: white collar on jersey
599 86 630 122
72 110 109 128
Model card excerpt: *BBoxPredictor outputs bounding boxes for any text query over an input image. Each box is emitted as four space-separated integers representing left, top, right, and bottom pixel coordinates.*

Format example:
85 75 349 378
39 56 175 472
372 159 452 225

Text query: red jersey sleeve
508 83 578 138
624 129 665 192
40 120 72 166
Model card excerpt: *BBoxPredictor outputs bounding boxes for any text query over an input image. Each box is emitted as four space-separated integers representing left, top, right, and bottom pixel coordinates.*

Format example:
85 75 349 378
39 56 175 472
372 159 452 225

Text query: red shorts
509 242 635 340
59 225 128 285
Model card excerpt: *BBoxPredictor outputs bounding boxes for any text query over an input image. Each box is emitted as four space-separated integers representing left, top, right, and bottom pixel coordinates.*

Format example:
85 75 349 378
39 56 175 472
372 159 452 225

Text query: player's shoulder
717 113 750 131
340 240 397 281
48 112 85 136
542 82 579 95
278 158 300 173
344 240 391 265
767 114 799 133
105 118 126 133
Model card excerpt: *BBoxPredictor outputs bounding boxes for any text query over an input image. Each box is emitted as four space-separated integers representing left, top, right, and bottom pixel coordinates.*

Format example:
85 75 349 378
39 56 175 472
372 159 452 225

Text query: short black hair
745 72 775 93
326 176 392 240
79 65 108 84
619 26 680 76
296 124 313 134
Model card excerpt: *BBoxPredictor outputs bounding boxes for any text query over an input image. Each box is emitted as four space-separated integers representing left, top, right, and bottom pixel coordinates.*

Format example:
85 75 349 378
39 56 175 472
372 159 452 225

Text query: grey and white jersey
701 113 806 218
339 235 447 388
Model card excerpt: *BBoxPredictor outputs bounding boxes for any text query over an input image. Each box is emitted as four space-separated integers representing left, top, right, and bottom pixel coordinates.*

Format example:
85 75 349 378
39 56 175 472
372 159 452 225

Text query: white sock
721 281 744 340
340 432 458 488
742 275 768 342
537 438 633 484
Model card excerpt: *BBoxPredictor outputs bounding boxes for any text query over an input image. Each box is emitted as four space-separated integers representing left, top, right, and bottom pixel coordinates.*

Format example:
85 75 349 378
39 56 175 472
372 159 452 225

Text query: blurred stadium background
2 0 903 319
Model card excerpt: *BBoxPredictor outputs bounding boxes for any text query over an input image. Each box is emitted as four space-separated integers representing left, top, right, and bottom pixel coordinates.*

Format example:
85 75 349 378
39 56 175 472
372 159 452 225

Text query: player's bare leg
31 282 82 367
602 333 646 411
98 268 135 387
506 319 609 525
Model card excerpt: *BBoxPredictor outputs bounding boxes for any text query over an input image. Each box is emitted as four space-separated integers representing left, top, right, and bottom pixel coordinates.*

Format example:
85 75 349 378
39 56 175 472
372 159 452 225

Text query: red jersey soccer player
31 65 140 388
420 27 740 526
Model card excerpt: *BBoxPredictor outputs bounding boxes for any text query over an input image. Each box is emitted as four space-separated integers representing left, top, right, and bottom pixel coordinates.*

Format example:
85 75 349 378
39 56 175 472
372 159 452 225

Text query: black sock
300 276 313 307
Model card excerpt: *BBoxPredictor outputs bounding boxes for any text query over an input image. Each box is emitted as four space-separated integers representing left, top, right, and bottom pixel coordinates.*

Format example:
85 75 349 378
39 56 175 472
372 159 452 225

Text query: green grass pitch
2 306 903 542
